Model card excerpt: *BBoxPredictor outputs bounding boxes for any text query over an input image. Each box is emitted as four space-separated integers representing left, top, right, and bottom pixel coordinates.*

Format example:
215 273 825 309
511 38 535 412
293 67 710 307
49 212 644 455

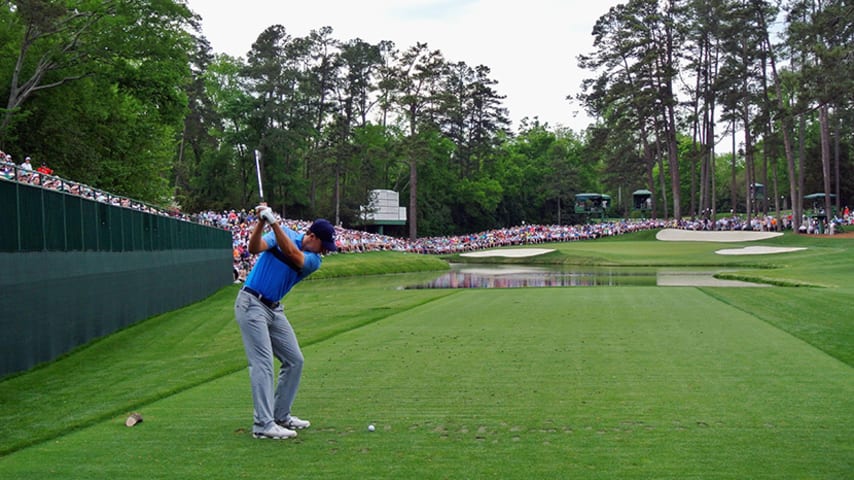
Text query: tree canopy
1 0 851 237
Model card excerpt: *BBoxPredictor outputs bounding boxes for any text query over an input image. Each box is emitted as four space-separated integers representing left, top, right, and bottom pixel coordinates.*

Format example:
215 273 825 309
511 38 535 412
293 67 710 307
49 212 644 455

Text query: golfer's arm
248 217 306 269
268 223 306 270
247 220 268 254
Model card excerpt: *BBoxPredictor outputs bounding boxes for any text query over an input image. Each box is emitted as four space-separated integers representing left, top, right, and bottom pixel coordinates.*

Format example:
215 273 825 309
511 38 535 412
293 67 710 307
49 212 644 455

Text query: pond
405 264 769 289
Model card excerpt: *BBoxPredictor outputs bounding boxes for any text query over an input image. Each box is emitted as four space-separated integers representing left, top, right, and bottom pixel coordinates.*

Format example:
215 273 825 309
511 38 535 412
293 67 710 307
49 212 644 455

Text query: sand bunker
459 229 804 258
656 228 783 242
460 248 555 258
655 228 805 255
715 246 808 255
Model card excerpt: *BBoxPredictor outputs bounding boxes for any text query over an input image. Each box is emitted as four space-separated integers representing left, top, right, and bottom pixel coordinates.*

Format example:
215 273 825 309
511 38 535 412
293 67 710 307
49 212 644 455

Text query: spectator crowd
199 209 672 282
3 148 851 284
668 210 851 235
2 151 202 220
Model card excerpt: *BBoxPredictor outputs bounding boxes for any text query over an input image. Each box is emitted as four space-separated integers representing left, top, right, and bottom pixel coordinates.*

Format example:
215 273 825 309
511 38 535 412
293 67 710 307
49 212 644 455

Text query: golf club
254 149 264 201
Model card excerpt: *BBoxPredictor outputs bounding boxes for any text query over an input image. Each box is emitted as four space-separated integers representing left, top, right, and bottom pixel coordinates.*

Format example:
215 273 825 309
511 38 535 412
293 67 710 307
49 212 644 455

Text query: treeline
1 1 851 238
578 0 852 232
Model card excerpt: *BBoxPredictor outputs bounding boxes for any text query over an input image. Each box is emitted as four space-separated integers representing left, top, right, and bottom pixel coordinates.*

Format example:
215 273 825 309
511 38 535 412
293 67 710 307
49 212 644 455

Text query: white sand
458 228 805 258
715 246 808 255
655 228 805 255
460 248 555 258
656 228 783 242
656 270 771 287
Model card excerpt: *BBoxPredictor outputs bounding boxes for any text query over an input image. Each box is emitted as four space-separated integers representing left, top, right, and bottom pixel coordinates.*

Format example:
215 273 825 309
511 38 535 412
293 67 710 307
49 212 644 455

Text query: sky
188 0 625 133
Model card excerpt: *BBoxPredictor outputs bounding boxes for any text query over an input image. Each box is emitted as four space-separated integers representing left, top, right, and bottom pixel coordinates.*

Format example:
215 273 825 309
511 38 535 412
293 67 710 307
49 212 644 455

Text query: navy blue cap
309 219 337 252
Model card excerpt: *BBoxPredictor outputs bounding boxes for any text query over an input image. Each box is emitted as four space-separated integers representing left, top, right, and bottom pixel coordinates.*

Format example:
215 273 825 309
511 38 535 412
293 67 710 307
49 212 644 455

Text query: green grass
0 253 449 456
1 230 851 478
313 250 450 279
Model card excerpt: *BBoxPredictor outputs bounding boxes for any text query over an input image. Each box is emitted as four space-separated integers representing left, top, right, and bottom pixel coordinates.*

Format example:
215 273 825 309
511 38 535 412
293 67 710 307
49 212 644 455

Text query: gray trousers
234 290 304 432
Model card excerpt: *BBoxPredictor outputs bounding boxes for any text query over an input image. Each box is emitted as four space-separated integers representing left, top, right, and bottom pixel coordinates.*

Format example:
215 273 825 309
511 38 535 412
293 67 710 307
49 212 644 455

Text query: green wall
0 180 232 377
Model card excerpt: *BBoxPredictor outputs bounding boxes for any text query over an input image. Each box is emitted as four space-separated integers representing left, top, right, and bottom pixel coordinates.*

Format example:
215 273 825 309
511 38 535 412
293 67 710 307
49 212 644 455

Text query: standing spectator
21 157 33 172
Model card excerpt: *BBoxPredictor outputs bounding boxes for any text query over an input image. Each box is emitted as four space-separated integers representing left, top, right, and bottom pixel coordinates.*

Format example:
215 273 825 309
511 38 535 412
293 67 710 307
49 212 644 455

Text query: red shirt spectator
37 162 54 175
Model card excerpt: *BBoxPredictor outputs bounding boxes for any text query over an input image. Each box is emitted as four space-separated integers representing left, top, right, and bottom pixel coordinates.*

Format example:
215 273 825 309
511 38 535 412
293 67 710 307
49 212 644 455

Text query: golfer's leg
235 294 276 431
270 309 304 422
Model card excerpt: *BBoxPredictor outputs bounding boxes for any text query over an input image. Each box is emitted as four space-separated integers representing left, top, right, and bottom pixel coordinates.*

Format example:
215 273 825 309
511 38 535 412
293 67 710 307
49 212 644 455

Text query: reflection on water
406 264 768 289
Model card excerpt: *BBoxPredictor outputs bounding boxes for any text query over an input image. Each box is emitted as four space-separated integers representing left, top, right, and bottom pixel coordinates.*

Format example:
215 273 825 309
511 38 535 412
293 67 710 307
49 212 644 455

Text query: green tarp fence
0 180 232 377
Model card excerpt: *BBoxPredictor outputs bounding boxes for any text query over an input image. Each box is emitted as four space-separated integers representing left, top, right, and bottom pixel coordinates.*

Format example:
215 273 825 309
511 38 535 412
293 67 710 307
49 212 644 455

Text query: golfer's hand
260 208 277 225
255 205 270 223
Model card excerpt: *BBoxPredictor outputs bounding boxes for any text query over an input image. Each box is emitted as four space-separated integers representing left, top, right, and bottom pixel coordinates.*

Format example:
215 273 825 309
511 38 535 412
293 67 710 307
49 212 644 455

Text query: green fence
0 179 233 377
1 180 229 252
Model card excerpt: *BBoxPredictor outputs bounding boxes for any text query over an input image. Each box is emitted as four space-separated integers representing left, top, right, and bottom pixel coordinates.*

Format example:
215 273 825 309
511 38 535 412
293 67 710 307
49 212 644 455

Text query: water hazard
406 264 769 289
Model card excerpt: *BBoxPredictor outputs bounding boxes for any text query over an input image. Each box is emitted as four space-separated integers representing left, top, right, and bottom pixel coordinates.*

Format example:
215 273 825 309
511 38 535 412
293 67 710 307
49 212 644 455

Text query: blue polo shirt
244 227 322 301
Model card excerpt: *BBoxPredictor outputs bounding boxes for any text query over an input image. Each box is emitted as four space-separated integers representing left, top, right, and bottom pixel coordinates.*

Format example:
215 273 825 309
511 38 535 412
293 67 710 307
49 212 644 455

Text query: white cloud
188 0 624 132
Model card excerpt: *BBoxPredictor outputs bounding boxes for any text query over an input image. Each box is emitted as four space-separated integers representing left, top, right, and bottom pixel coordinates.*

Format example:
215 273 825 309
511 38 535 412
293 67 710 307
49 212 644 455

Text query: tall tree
188 53 254 210
299 26 342 214
718 0 774 220
2 0 197 202
656 0 684 220
392 42 447 240
244 24 313 217
337 38 385 127
332 39 393 224
439 61 510 179
2 0 111 141
578 0 675 218
2 1 196 142
681 0 728 219
785 0 854 219
175 35 222 211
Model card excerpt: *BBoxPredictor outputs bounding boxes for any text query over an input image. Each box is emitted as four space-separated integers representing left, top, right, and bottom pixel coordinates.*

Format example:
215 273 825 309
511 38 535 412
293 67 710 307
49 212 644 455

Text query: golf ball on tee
368 424 375 432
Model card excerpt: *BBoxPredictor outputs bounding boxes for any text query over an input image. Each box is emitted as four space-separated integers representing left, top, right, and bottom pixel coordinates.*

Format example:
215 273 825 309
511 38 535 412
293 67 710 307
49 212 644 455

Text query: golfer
235 205 337 439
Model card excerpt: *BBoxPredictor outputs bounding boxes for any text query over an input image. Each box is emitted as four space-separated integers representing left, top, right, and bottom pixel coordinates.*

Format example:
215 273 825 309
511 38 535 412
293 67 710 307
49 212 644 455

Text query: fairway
1 232 852 479
1 283 851 478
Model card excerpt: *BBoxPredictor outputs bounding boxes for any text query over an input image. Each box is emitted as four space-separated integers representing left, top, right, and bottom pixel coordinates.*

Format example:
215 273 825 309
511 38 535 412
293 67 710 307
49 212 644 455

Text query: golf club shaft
254 149 264 200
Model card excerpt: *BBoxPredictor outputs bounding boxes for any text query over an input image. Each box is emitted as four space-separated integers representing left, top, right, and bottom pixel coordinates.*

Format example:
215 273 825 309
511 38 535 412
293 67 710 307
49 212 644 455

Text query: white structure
360 189 406 227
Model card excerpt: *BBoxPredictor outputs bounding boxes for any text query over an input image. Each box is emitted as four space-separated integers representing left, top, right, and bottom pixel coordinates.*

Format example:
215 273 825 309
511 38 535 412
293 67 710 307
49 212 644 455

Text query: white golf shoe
279 416 311 430
253 423 297 439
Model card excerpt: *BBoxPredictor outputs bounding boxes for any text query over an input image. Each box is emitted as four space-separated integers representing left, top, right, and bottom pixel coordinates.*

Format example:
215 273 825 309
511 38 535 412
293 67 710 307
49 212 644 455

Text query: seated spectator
1 155 15 180
36 161 54 176
13 155 32 182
